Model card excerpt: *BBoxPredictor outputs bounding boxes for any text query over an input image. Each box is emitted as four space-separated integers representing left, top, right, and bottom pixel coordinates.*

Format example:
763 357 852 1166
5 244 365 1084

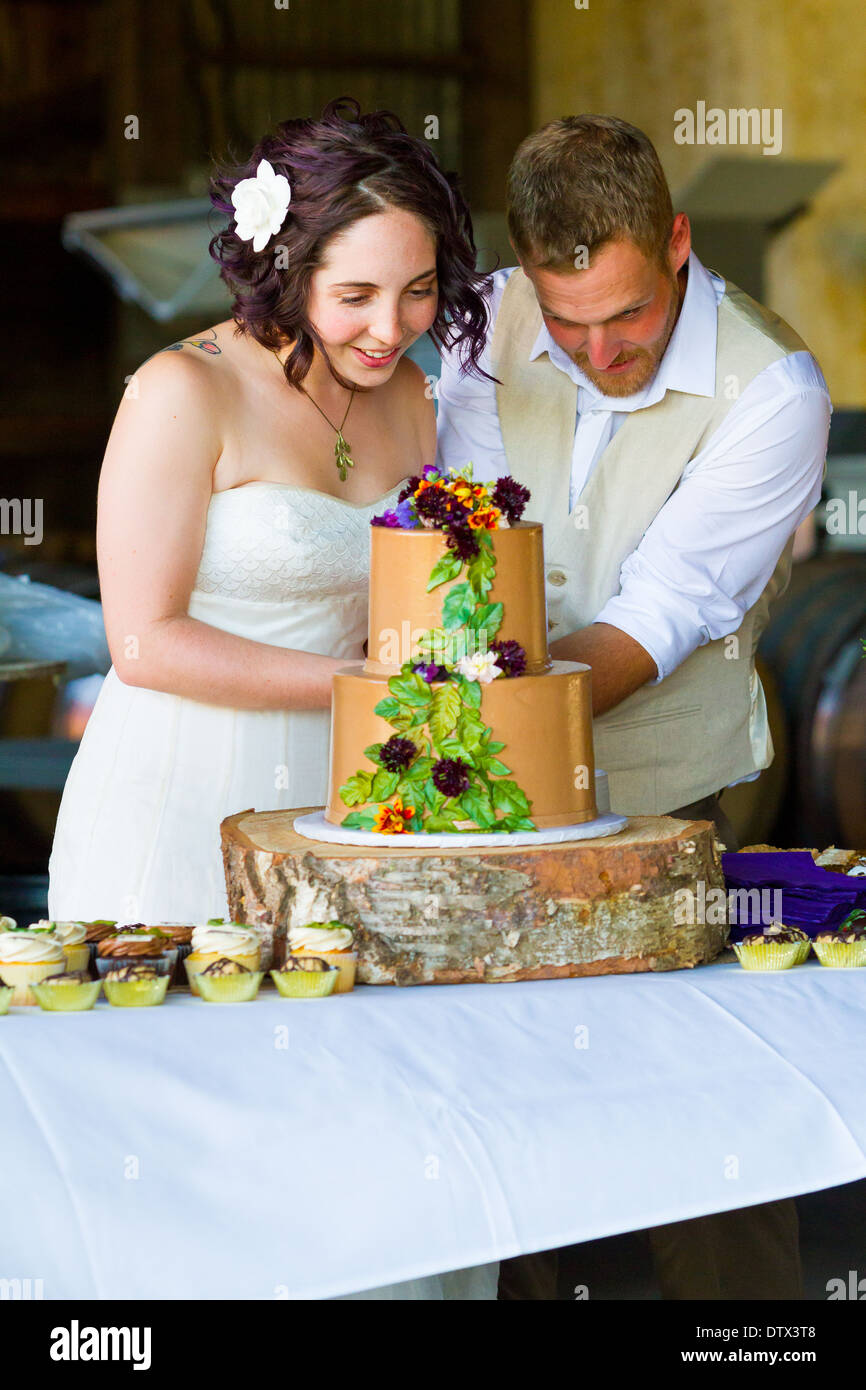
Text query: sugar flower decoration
455 650 503 684
231 159 291 252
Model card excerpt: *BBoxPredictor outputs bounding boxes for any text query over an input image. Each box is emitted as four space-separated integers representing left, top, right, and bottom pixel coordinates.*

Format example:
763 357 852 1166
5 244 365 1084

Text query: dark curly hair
209 96 493 392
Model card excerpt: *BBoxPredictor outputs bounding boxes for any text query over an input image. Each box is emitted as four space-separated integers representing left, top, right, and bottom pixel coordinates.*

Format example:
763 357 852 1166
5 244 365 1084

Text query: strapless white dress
47 478 499 1302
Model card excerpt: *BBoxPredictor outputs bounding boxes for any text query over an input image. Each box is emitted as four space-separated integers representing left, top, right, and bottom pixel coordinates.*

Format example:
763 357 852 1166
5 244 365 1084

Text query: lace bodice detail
192 480 408 603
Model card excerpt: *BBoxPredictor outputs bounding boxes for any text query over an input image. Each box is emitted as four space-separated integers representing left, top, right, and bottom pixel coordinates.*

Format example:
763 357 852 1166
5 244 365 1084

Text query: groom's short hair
506 114 674 270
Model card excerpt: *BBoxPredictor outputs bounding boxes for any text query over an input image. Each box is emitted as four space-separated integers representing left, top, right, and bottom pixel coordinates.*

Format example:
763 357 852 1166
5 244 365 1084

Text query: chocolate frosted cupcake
32 970 102 1012
83 920 118 972
195 956 264 1003
813 916 866 968
732 924 809 971
103 962 169 1007
153 923 194 986
96 927 177 979
271 955 339 999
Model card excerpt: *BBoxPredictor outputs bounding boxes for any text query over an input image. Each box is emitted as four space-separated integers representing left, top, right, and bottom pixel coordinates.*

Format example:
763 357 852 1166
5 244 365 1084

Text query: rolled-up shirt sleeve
594 354 831 683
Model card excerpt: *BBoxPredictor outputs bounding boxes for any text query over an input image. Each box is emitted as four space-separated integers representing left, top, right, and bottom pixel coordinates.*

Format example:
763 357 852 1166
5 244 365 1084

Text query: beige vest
490 267 811 814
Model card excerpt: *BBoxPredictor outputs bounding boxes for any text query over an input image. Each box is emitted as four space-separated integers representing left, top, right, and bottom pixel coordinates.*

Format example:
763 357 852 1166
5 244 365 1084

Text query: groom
435 114 831 1300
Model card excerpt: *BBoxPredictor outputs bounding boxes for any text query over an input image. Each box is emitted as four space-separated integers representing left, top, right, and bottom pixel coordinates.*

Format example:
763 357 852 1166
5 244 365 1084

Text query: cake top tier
366 464 551 678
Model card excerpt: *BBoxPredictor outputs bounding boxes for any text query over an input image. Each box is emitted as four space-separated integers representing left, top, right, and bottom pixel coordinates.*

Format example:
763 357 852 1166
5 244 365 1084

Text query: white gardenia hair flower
455 651 503 684
231 158 291 253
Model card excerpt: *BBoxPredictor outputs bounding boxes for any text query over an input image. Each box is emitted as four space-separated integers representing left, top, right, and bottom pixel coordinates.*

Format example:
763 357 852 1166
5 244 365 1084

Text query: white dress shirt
434 251 831 790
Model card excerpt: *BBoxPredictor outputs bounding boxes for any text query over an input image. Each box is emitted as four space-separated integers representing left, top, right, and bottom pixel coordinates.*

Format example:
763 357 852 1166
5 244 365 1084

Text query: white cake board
292 809 628 849
293 771 627 849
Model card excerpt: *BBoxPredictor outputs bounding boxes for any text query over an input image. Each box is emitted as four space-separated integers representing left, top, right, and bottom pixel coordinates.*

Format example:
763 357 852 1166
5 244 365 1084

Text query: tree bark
221 808 728 985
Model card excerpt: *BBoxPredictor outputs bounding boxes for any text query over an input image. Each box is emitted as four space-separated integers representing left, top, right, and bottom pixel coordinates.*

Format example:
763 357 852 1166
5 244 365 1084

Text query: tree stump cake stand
221 807 727 984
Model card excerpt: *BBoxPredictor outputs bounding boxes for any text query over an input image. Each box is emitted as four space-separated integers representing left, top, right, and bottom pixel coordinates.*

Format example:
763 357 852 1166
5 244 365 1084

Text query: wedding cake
323 464 599 834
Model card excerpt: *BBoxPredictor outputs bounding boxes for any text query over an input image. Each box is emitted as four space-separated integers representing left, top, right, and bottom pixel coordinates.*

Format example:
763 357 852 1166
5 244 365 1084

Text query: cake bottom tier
325 660 597 830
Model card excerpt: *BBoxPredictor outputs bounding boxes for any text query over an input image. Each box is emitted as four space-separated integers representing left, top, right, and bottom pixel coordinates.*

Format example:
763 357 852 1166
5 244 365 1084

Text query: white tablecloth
2 961 865 1299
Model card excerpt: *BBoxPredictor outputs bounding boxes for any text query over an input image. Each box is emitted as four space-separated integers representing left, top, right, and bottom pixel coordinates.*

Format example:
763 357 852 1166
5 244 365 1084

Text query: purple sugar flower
397 474 423 503
432 757 471 798
444 523 479 561
413 661 450 683
414 487 453 527
489 639 527 677
380 736 418 772
421 463 443 481
492 475 530 523
395 497 419 528
371 509 401 528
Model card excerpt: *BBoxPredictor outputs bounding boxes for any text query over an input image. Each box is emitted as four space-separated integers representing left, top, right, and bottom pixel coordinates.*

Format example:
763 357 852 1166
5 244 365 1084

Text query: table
2 961 865 1299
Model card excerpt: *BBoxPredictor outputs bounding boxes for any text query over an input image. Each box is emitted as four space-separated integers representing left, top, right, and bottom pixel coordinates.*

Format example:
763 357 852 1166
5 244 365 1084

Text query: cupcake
31 971 102 1012
271 955 339 999
103 962 169 1007
96 927 177 980
195 956 264 1003
153 923 194 986
83 920 118 970
206 916 273 971
0 932 66 1004
732 924 808 971
185 925 261 996
813 921 866 969
288 922 357 993
28 920 90 974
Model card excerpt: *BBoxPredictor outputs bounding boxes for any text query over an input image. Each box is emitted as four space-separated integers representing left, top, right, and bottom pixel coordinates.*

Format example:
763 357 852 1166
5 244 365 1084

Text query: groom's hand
549 622 658 717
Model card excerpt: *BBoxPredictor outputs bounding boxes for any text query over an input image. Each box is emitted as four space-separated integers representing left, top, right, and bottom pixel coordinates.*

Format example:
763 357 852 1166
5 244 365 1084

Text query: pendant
335 433 354 482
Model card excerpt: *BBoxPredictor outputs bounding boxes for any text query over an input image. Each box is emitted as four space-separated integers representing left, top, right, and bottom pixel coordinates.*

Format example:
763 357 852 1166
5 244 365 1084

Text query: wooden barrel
759 555 866 847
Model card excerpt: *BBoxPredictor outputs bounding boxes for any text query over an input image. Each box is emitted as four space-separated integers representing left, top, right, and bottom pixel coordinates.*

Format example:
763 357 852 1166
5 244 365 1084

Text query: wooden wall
531 0 866 406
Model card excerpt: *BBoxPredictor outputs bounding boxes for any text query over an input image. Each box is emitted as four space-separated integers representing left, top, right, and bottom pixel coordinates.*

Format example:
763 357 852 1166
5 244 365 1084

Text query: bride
47 97 498 1300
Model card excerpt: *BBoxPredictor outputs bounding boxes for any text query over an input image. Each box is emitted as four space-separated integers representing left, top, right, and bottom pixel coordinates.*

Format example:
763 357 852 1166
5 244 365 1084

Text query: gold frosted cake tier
364 521 551 676
326 660 598 830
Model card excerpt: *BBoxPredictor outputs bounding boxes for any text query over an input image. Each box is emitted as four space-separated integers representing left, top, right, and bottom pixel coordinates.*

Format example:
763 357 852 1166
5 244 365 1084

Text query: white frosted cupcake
288 922 357 993
0 932 66 1004
29 920 89 973
185 925 261 995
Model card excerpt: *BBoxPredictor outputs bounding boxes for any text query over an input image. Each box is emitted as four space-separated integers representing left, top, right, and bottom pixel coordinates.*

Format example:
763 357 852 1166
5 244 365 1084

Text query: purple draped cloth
721 851 866 941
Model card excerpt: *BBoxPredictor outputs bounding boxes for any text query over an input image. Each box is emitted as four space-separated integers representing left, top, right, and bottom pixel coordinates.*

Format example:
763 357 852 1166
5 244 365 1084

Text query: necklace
270 347 357 482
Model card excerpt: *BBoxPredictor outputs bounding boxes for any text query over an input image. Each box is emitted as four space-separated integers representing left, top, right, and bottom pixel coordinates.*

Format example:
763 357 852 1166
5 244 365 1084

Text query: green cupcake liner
31 980 102 1012
732 941 801 971
270 967 338 998
104 976 169 1007
0 985 13 1015
812 940 866 969
195 971 264 1003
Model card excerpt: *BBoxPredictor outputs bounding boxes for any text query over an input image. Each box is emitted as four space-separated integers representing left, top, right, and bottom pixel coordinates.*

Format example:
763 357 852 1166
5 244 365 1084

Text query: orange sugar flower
467 505 502 530
373 797 416 834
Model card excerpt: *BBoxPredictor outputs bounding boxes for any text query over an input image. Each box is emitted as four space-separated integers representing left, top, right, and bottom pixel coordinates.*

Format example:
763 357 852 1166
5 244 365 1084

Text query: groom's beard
570 271 682 399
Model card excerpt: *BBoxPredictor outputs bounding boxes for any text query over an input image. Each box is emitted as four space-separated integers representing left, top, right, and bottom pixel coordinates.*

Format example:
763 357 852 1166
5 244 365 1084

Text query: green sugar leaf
461 785 496 829
370 768 401 801
442 582 476 630
363 742 384 763
403 756 434 783
373 696 404 721
466 602 504 640
491 779 531 816
339 771 375 806
429 683 462 742
459 675 482 709
436 735 475 764
341 809 378 830
388 672 433 708
427 551 463 591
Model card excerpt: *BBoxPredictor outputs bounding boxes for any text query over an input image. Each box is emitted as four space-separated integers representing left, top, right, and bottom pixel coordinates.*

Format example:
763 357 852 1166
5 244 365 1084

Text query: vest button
548 569 567 586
